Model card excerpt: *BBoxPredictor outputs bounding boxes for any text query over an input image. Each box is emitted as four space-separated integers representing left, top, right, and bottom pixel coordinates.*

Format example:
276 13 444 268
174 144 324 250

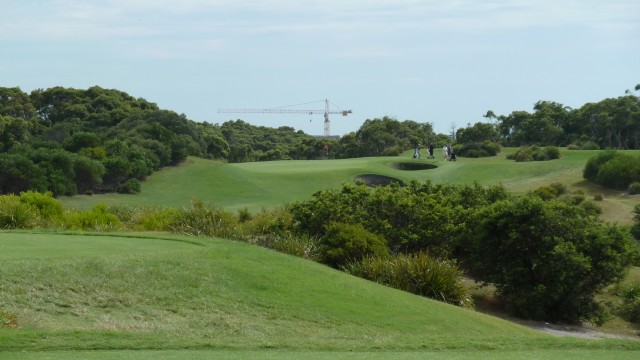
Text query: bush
318 222 389 268
344 252 472 308
289 181 509 257
167 199 238 238
510 146 560 162
454 141 501 158
629 182 640 195
544 146 561 160
580 141 600 150
594 193 604 201
251 233 320 261
118 178 141 194
19 191 63 221
237 208 253 223
106 206 177 231
578 199 602 216
632 204 640 241
63 204 122 231
0 194 40 229
533 186 558 200
240 207 294 238
568 141 600 150
616 283 640 324
584 151 640 189
462 196 637 323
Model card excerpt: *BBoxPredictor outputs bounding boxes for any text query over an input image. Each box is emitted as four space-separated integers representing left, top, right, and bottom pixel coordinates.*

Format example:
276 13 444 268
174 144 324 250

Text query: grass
3 349 640 360
2 232 640 359
6 149 640 358
0 232 201 259
59 149 640 224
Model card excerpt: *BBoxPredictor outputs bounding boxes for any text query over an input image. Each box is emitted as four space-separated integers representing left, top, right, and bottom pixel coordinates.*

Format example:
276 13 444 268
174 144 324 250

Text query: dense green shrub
118 178 141 194
616 283 640 324
568 141 600 150
289 181 509 257
577 199 603 216
318 222 389 268
240 207 294 238
62 204 122 231
508 146 560 162
532 183 566 200
453 141 501 158
344 252 472 308
462 196 638 324
106 206 177 232
167 199 238 238
543 146 560 160
18 191 63 220
584 151 640 189
632 204 640 241
0 194 40 229
628 181 640 195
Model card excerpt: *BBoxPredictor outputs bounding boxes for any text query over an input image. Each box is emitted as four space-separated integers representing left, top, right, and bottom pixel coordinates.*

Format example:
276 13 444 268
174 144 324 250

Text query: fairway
1 232 639 359
59 149 640 224
3 349 640 360
0 232 201 259
7 150 640 359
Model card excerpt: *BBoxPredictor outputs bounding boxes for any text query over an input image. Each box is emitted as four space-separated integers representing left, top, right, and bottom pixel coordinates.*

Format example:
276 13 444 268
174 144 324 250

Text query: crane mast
218 99 352 137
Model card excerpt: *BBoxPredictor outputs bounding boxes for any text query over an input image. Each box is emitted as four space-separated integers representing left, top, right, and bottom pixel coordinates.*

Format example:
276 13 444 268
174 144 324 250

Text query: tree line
476 84 640 149
1 85 638 195
0 86 438 195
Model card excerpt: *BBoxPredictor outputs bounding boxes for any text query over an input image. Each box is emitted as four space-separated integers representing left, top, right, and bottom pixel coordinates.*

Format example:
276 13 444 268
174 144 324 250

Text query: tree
0 153 47 194
463 196 637 323
455 122 500 144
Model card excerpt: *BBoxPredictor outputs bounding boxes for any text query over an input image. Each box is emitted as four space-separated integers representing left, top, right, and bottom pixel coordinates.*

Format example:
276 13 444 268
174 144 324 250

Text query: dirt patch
354 174 404 187
524 321 637 340
391 162 438 171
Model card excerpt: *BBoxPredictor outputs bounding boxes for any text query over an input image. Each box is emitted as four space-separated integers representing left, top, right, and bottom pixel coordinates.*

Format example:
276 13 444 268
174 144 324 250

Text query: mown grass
6 149 640 359
59 149 640 224
3 349 640 360
1 231 639 359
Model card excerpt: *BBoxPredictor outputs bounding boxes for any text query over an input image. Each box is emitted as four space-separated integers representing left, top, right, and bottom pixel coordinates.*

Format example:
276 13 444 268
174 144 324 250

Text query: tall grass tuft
108 205 178 231
18 191 63 222
616 283 640 324
0 194 40 229
62 204 122 231
249 233 321 260
239 207 294 238
167 199 239 238
344 252 473 308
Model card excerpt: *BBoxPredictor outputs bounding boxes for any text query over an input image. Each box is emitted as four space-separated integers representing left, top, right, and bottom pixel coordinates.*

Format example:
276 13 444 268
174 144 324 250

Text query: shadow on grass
354 174 404 187
390 162 438 171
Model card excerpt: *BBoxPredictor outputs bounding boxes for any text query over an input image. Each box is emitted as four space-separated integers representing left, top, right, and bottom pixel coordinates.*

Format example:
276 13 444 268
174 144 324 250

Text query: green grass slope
0 231 542 350
60 149 640 224
2 231 639 360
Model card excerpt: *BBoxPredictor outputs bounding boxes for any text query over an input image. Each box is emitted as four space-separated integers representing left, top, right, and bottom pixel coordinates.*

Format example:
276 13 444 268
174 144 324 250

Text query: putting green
0 232 201 259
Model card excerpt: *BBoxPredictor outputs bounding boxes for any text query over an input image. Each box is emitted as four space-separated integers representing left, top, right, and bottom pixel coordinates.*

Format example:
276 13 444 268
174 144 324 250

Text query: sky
1 0 639 136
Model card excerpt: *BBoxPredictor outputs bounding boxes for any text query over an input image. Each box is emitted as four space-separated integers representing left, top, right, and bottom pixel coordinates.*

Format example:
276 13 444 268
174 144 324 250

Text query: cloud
2 0 637 56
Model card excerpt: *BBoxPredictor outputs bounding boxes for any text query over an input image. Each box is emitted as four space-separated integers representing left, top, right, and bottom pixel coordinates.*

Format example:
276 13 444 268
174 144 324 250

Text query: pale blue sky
1 0 639 136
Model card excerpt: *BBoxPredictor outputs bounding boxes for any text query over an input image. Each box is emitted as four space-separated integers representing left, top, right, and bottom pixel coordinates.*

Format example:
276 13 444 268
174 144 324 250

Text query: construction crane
218 99 352 137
